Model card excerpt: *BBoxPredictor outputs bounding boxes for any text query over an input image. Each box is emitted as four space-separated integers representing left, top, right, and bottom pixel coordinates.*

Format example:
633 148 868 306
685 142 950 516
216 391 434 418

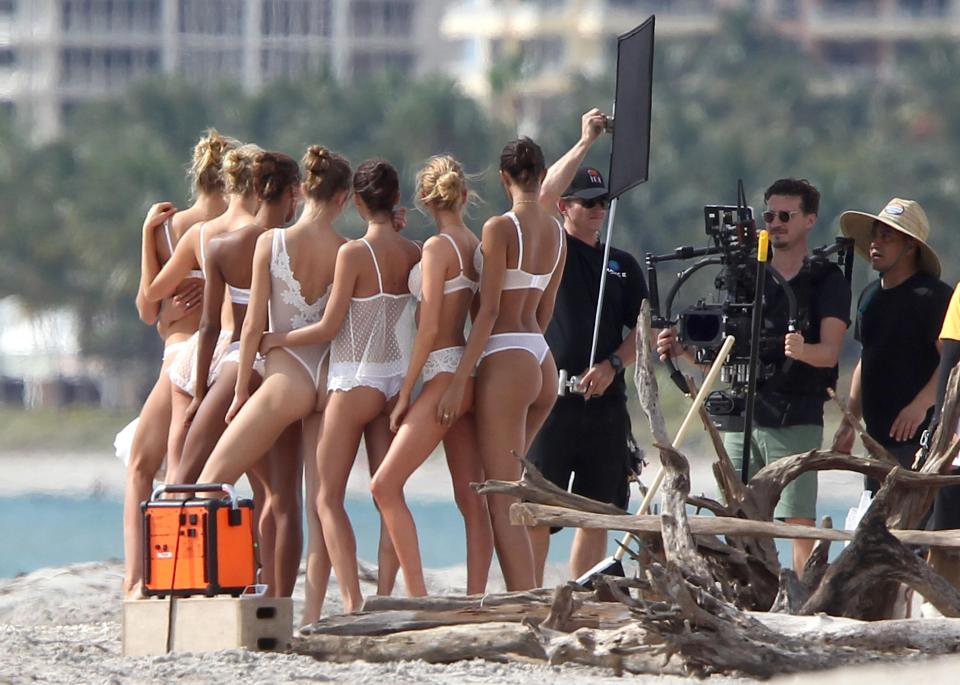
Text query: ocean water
0 493 855 579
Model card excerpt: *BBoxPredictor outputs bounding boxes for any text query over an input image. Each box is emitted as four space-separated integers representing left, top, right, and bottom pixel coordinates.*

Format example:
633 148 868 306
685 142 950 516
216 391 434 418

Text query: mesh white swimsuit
268 229 331 389
473 212 564 365
408 233 479 383
328 238 415 400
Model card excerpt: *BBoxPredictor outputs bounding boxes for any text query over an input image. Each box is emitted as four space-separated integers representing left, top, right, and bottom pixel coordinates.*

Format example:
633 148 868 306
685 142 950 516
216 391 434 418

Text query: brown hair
302 145 352 203
189 129 238 196
253 151 300 204
416 155 476 212
353 158 399 213
222 143 263 197
499 136 545 190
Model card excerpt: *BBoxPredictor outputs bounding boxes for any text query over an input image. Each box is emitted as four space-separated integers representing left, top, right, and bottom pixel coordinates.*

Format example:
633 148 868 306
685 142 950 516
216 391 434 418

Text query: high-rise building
0 0 445 139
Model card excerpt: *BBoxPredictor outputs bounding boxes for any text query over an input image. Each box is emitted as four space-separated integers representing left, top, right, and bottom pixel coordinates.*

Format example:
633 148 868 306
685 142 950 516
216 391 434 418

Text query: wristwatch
607 353 623 374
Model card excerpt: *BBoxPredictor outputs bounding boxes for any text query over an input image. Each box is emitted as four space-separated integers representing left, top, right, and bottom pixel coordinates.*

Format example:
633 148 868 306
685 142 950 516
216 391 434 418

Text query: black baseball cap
563 166 608 200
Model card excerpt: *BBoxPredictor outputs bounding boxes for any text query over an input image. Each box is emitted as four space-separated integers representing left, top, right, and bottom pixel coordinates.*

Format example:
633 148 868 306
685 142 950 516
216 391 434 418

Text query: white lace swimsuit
268 229 331 389
407 233 479 383
327 239 415 400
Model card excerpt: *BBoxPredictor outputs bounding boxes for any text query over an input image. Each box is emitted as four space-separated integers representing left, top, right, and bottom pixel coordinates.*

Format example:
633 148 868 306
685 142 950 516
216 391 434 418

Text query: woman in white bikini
260 158 420 614
436 137 566 591
198 146 352 617
371 155 493 597
121 130 233 596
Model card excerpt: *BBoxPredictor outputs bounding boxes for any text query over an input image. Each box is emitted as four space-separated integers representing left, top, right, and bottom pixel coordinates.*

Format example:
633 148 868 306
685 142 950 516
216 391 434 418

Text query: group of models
122 118 606 619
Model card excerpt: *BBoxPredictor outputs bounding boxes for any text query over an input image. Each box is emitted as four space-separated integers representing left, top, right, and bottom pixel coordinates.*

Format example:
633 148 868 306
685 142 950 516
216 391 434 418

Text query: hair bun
190 129 238 196
302 144 352 203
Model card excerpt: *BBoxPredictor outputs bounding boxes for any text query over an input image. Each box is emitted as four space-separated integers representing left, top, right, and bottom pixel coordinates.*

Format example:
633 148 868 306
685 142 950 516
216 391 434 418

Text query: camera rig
646 181 854 481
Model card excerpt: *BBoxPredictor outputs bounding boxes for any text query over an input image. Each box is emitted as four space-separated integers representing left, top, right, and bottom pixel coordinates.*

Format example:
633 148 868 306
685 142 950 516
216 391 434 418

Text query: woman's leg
363 413 400 596
475 351 541 591
370 379 454 597
246 459 274 591
269 420 304 597
315 387 385 613
525 352 559 454
443 410 494 595
301 410 330 625
165 387 191 483
122 365 173 594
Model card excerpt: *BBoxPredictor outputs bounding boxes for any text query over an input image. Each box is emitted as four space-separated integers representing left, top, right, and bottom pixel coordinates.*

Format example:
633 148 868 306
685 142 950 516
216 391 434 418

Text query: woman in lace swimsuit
260 159 420 614
371 155 493 597
121 130 233 596
437 138 566 591
198 146 352 617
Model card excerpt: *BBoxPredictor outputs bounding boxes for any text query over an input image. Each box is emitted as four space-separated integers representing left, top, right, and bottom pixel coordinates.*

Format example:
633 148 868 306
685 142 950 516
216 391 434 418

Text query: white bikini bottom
328 361 405 401
167 330 234 397
422 346 465 384
220 341 266 377
478 332 550 365
162 339 188 362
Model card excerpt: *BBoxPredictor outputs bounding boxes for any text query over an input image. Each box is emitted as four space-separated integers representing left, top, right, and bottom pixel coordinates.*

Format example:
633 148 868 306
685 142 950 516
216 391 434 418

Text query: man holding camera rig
527 109 646 584
658 179 851 571
831 199 951 493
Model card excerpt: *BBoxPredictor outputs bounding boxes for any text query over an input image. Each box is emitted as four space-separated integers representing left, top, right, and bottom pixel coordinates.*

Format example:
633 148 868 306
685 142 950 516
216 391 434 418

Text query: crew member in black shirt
832 198 951 492
528 161 646 584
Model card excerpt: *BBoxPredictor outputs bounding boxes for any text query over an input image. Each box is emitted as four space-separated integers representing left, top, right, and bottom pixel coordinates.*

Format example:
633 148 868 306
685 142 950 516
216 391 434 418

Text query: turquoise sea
0 493 853 578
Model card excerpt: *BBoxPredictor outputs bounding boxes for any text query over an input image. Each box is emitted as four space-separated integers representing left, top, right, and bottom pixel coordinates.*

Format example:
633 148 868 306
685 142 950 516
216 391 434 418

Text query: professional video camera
647 181 854 435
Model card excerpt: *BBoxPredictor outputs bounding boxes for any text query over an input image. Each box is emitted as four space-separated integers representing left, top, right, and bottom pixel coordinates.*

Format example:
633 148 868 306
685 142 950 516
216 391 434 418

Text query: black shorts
527 395 634 532
932 466 960 530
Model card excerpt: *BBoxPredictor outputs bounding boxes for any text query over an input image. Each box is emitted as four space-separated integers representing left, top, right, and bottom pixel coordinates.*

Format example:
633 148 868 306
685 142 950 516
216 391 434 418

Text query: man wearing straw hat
832 198 951 493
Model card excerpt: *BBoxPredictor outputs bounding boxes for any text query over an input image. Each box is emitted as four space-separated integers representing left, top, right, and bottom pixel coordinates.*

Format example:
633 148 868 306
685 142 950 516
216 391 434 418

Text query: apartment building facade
0 0 444 139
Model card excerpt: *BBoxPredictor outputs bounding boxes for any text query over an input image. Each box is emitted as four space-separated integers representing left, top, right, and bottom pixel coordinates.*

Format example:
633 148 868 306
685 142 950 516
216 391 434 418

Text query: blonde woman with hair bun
121 129 233 596
370 155 493 597
198 145 353 620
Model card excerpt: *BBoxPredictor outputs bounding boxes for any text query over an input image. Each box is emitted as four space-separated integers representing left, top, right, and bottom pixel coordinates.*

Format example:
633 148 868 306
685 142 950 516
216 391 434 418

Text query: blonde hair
189 129 238 196
222 143 263 197
302 145 352 202
416 155 475 212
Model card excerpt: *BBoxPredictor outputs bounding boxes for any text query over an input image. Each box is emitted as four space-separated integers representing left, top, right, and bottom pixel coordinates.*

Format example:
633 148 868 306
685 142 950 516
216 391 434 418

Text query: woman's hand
184 395 203 426
389 391 411 433
436 378 466 427
143 202 177 233
392 207 408 232
226 387 249 424
259 332 282 355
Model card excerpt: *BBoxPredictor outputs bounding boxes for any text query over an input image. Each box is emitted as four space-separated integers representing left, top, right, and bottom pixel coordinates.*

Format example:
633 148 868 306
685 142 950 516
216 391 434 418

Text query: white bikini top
164 219 205 280
472 211 564 291
268 228 330 333
408 233 479 302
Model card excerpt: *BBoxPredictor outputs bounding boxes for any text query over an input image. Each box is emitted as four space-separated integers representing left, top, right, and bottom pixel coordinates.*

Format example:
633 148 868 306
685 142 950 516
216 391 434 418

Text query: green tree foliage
3 10 959 367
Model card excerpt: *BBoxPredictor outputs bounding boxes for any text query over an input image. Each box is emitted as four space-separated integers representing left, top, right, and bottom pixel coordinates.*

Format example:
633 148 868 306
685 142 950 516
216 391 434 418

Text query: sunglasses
762 209 801 224
573 197 609 210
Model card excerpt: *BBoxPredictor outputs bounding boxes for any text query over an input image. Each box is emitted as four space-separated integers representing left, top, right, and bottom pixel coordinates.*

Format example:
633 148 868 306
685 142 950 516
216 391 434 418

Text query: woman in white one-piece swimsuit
199 145 352 622
260 158 421 614
121 130 233 596
436 137 566 592
371 155 494 597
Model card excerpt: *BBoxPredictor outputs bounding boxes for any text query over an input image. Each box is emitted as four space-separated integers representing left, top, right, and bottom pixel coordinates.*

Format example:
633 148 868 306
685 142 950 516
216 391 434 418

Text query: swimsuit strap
162 218 174 256
198 222 207 270
439 233 465 275
360 238 384 294
505 211 524 269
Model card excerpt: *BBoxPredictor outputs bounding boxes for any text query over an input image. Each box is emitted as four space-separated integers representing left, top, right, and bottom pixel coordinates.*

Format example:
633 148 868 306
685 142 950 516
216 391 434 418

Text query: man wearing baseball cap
527 110 647 584
832 198 952 493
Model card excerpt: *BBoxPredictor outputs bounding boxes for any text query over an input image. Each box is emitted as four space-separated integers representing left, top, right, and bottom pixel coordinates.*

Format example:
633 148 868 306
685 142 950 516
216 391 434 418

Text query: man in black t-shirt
832 198 951 492
527 153 647 583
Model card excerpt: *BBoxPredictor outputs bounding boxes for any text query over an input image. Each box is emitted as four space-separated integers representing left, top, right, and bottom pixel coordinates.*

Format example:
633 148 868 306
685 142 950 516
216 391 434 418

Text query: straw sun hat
839 198 941 277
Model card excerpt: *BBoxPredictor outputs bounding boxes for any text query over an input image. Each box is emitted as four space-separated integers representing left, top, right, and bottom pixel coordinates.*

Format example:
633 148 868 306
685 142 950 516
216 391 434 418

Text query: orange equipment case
142 483 257 597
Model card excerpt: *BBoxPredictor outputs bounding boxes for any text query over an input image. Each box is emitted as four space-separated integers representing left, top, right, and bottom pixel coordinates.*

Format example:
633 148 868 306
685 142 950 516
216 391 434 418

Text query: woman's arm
261 241 359 350
142 222 202 303
136 202 177 323
187 238 227 420
227 232 273 422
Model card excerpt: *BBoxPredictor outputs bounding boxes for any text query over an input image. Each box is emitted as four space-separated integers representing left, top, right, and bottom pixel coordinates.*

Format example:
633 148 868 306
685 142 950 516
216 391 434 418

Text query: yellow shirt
940 282 960 341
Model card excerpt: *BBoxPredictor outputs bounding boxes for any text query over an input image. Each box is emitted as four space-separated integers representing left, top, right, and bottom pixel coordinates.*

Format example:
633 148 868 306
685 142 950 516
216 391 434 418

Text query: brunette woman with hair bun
120 129 233 596
436 136 566 591
199 145 353 617
370 155 493 597
260 158 421 614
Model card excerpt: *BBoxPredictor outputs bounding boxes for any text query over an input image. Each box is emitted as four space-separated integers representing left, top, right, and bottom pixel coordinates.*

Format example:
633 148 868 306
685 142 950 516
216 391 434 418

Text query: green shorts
723 424 822 520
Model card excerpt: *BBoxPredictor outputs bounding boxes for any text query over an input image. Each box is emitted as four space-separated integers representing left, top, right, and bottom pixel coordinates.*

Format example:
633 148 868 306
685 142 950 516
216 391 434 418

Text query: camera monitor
607 16 655 200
